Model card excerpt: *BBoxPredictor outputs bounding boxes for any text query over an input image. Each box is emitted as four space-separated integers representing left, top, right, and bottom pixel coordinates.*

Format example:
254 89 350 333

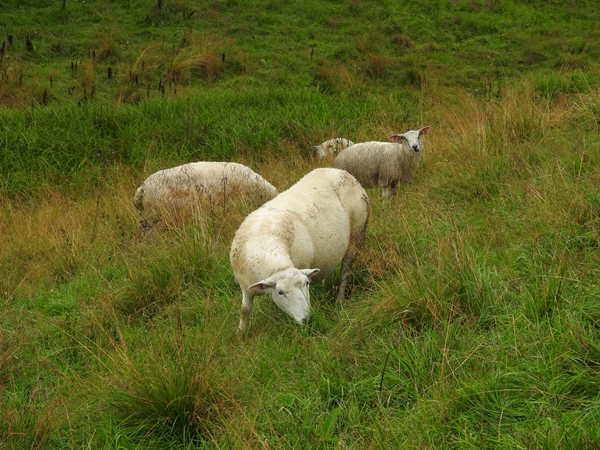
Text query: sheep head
248 268 321 324
389 126 431 153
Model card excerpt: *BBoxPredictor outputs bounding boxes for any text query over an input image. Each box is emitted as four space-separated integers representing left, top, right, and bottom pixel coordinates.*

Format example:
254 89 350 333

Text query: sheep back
310 138 355 159
133 161 278 232
333 141 421 190
231 167 369 289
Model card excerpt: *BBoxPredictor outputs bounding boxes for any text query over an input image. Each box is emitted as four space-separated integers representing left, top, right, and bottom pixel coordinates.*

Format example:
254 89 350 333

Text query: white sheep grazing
133 162 278 234
230 168 370 331
333 126 431 197
310 137 354 159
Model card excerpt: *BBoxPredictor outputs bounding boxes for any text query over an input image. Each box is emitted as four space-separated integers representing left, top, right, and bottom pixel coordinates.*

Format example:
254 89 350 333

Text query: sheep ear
419 126 431 135
248 278 276 294
389 134 404 143
310 146 319 151
301 268 320 279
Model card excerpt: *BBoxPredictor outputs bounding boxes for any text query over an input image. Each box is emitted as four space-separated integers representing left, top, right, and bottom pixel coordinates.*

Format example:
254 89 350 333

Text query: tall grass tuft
109 330 235 446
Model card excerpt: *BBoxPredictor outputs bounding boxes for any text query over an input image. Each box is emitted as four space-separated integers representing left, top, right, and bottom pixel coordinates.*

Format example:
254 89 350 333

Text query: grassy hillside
1 0 599 106
1 1 600 449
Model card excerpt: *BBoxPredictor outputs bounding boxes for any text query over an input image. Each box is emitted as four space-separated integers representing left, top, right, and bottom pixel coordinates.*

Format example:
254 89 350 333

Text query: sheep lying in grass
310 137 354 159
230 168 370 331
333 126 431 197
133 162 278 235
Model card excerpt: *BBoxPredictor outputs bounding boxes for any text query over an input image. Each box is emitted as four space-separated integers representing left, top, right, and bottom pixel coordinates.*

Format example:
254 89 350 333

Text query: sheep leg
337 252 355 302
382 183 398 198
337 223 367 302
239 291 254 332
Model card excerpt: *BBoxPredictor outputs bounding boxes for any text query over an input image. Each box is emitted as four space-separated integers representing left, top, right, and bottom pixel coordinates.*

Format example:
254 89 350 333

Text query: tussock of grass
109 336 235 446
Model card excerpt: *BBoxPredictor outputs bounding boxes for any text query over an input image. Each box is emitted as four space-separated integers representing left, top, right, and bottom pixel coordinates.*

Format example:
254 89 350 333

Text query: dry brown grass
365 55 391 78
313 61 367 95
0 168 138 299
0 64 31 107
123 44 163 87
163 34 228 86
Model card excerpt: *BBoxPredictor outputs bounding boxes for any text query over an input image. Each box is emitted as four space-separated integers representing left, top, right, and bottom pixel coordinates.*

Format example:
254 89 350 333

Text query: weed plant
1 1 600 448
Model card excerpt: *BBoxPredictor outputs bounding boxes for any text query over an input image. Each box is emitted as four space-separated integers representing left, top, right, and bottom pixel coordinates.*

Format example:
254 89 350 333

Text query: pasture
1 1 600 448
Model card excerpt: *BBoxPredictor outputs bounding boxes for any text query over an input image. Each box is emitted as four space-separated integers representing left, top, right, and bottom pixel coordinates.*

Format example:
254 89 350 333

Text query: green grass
1 1 600 448
0 89 415 196
2 0 600 107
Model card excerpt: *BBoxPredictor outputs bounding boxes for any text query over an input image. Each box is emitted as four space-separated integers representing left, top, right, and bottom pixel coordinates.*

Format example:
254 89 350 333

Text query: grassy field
2 1 600 448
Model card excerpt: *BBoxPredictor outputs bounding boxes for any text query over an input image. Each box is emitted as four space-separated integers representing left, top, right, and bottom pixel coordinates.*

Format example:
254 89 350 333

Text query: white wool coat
230 168 369 331
311 138 354 159
133 161 278 232
333 127 430 197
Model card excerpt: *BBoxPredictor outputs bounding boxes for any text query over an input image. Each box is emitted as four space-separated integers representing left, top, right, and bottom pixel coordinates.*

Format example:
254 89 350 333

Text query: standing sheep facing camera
334 126 431 197
230 168 369 331
310 137 355 159
133 162 278 235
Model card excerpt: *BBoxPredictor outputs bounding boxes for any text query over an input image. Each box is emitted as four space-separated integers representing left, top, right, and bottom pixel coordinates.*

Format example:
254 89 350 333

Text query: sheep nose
412 145 420 152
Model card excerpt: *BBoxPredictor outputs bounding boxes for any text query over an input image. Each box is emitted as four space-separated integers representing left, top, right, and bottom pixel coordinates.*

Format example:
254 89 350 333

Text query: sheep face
248 268 320 324
390 126 431 153
311 138 354 159
310 145 328 159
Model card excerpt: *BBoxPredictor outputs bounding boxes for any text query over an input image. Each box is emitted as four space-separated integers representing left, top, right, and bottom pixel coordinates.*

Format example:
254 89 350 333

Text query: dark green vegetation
2 0 599 108
1 1 600 448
